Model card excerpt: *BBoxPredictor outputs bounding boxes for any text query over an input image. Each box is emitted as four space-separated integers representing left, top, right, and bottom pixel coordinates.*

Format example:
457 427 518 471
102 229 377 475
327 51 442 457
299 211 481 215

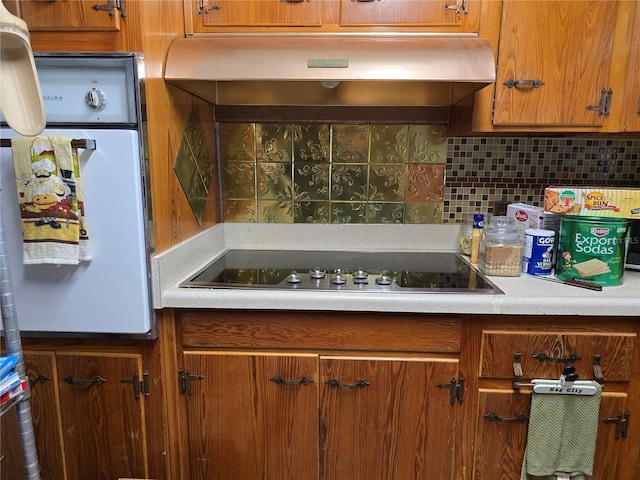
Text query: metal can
522 229 555 275
556 216 630 286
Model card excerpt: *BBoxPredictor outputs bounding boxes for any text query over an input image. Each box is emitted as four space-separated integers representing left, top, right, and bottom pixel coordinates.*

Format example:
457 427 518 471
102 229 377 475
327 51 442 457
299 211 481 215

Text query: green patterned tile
219 123 255 161
369 164 406 202
370 125 408 163
294 201 331 223
294 124 331 162
366 203 404 223
257 200 294 223
257 163 293 200
332 124 370 163
294 163 330 201
408 125 447 164
404 203 443 224
221 162 255 199
330 164 368 201
406 164 445 202
256 123 292 163
223 199 257 223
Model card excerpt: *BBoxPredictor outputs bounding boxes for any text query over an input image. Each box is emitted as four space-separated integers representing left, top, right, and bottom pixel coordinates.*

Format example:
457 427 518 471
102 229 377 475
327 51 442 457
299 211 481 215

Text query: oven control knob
375 272 392 286
85 88 107 111
310 268 326 280
352 268 368 284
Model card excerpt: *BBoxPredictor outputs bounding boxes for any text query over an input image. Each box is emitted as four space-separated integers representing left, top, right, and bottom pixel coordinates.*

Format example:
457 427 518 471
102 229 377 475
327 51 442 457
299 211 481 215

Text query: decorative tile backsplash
220 123 447 223
217 122 640 224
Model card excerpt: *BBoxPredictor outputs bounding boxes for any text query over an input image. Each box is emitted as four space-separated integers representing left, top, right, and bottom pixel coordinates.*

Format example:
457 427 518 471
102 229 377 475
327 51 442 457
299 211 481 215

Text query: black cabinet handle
270 375 314 386
484 412 529 423
61 375 107 387
326 378 370 389
533 352 581 365
503 79 545 89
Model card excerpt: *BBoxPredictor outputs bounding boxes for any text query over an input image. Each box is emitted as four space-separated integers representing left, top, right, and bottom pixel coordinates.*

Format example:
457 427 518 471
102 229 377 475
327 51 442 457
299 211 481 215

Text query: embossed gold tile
332 124 370 163
219 123 255 161
257 163 293 200
369 164 406 202
294 163 330 201
256 123 293 163
408 125 447 164
404 203 443 224
294 124 330 162
331 164 368 201
371 125 408 163
294 201 331 223
257 200 294 223
223 199 257 223
366 203 404 224
221 162 255 199
331 202 367 224
406 164 445 202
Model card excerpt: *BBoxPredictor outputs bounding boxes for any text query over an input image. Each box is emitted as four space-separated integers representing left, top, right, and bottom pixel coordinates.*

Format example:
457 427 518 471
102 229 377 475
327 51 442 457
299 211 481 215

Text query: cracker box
506 203 545 240
544 187 640 220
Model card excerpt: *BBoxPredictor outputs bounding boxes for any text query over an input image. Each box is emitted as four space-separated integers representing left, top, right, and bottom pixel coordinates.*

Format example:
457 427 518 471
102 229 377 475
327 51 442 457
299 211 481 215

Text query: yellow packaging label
544 187 640 219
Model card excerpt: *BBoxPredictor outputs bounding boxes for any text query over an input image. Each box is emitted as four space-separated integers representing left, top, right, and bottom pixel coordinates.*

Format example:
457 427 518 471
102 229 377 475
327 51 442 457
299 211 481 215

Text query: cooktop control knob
286 271 302 284
85 87 108 111
331 269 347 285
352 268 368 284
310 268 326 280
375 272 393 286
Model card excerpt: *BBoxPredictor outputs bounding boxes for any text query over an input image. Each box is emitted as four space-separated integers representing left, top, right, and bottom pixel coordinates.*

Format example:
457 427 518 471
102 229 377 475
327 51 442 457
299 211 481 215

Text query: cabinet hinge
197 0 221 15
586 88 613 117
120 371 150 399
443 0 468 16
603 411 630 439
92 0 126 19
178 368 205 395
436 375 465 405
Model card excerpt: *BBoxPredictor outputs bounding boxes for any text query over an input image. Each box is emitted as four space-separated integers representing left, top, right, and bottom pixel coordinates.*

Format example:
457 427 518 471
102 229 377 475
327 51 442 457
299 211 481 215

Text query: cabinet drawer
180 310 462 353
480 331 635 382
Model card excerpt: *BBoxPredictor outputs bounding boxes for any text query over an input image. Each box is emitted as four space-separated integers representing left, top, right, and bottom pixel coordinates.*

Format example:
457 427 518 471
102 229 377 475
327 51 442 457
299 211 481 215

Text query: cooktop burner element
181 250 503 294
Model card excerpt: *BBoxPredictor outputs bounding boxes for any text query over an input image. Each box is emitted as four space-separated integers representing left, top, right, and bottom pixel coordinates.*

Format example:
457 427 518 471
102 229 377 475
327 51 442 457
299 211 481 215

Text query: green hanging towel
521 381 602 480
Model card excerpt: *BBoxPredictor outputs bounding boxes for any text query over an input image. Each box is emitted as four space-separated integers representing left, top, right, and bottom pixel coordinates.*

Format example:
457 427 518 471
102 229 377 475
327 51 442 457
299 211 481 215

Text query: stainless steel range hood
164 33 495 107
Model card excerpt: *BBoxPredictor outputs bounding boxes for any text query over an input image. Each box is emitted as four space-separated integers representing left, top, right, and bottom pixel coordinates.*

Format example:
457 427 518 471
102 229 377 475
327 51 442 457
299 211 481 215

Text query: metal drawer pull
351 0 379 2
281 0 311 2
503 79 545 89
326 378 370 389
61 375 106 387
533 352 581 364
270 375 314 386
484 412 529 424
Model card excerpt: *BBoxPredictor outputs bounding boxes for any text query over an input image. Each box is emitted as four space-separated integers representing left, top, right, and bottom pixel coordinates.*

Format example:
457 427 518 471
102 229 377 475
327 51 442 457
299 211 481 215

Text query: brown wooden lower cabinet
182 351 462 480
0 350 149 479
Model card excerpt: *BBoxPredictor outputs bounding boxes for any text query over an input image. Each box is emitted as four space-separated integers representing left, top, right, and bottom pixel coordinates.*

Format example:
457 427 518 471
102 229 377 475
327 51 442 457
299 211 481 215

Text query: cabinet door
320 356 460 480
493 0 618 127
339 0 478 31
183 352 319 480
474 389 628 480
622 4 640 132
16 0 122 31
56 352 147 479
0 352 64 480
195 0 322 28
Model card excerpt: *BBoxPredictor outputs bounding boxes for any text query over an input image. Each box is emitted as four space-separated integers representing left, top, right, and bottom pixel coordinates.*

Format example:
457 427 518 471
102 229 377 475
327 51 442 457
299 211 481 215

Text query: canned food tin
522 229 555 275
556 216 630 286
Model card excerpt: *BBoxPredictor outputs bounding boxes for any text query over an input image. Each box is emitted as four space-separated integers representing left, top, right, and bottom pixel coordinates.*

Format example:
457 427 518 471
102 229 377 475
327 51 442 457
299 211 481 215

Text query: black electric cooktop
181 250 503 294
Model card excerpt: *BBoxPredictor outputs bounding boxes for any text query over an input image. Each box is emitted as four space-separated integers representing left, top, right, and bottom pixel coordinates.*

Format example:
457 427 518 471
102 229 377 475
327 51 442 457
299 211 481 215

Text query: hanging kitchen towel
11 135 91 265
520 381 602 480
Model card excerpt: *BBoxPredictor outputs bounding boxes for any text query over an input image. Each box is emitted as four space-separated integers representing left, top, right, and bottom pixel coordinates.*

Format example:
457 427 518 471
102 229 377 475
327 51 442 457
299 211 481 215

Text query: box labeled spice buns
544 187 640 219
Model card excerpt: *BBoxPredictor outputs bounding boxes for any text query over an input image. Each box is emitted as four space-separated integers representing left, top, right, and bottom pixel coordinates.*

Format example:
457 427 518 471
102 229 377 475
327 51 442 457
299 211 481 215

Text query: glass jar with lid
478 216 522 276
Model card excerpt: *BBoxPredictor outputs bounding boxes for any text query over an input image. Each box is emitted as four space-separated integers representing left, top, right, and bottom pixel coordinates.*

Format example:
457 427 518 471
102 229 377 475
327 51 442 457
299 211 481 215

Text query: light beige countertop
151 224 640 316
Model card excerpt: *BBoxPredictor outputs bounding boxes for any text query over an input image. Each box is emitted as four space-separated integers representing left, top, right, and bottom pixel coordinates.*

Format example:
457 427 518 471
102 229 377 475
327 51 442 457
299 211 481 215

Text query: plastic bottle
470 213 484 264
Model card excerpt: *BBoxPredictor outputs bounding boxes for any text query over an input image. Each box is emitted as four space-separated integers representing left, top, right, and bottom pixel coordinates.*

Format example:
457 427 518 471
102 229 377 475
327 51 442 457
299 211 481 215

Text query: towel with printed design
11 135 91 265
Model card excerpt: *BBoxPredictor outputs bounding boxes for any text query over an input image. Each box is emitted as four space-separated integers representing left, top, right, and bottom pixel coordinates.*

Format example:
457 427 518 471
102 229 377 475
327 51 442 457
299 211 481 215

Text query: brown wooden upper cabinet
13 0 123 31
339 0 479 31
621 3 640 132
493 0 617 127
192 0 323 29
